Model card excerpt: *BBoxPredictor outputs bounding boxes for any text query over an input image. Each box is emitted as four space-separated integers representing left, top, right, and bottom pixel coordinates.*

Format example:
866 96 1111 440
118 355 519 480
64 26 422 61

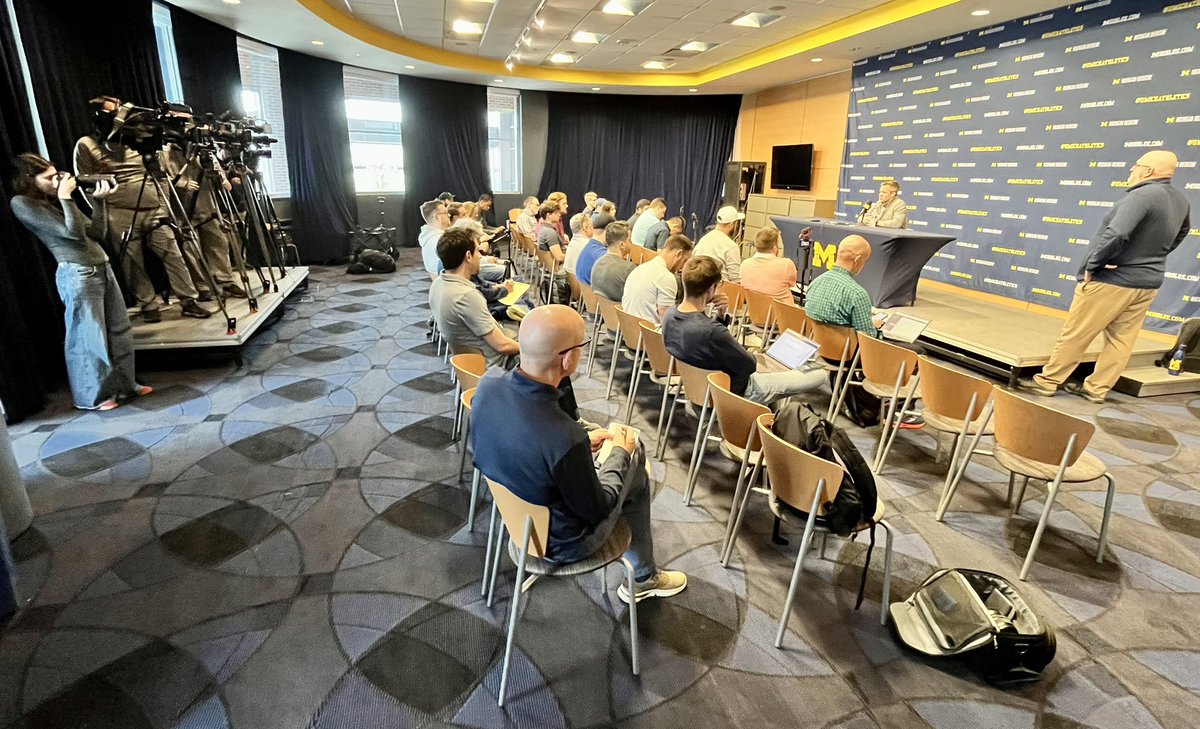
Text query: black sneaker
181 300 213 319
223 283 249 298
197 290 214 302
894 412 925 430
142 308 162 324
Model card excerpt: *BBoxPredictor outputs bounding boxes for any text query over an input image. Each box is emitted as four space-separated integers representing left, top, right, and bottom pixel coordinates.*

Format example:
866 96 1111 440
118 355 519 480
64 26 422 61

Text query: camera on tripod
102 101 194 156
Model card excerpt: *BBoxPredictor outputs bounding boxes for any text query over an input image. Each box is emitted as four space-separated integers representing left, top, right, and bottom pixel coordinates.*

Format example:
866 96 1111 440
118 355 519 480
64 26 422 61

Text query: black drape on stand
399 76 491 246
278 50 356 264
12 0 165 166
170 6 242 117
538 92 741 232
0 11 63 422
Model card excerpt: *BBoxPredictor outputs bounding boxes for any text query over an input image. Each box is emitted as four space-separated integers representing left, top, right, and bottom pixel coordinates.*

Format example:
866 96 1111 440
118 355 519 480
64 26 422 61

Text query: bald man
1025 150 1191 403
804 235 887 336
471 305 687 604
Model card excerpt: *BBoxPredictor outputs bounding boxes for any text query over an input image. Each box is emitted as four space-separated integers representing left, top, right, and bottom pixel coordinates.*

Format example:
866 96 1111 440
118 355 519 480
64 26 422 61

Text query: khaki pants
1034 281 1157 398
107 205 200 309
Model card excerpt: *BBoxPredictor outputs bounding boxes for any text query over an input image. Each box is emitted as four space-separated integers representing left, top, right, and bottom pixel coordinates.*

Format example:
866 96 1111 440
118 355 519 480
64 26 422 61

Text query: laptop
764 329 820 370
880 313 930 343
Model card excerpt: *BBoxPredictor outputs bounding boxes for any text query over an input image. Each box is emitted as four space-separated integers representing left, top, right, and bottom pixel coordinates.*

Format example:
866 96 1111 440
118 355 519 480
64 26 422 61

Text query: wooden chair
741 288 778 349
629 322 680 442
750 413 894 638
613 307 653 409
483 478 640 706
809 322 860 422
450 353 486 441
717 281 747 328
565 271 583 311
679 371 750 506
942 386 1116 581
507 208 521 223
458 388 484 532
658 360 723 482
855 334 922 474
629 244 651 265
535 247 558 303
772 302 811 338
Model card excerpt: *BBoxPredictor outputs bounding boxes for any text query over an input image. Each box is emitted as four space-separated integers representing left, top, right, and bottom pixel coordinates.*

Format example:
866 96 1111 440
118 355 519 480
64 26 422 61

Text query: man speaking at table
859 179 908 229
1024 149 1190 404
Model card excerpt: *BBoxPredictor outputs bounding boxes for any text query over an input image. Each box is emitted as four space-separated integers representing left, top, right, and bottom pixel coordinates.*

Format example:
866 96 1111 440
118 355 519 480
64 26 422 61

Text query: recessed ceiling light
680 40 717 53
572 31 606 44
494 79 504 83
642 60 675 70
811 57 824 62
768 4 786 10
404 64 415 69
452 19 483 35
222 0 241 5
549 53 575 64
603 1 651 16
971 8 991 16
591 87 601 91
730 12 782 28
310 40 324 46
688 88 698 92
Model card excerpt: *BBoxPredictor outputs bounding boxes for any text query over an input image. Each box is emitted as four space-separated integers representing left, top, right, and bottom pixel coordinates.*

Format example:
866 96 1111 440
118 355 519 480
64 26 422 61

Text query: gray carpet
3 250 1200 728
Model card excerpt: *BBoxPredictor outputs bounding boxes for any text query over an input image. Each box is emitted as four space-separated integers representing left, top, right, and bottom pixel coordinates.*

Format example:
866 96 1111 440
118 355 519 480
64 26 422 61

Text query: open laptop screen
765 329 820 370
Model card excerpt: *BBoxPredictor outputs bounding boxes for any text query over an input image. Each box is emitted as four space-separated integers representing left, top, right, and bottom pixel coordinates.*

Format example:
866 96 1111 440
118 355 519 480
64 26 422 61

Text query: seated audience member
575 215 613 287
693 206 745 282
536 201 567 265
429 228 520 367
547 191 569 240
564 212 593 275
804 235 884 337
475 193 497 229
517 196 539 236
590 220 636 302
583 191 598 215
453 219 528 322
632 197 666 247
447 202 463 226
627 198 650 228
418 199 450 280
595 198 617 221
621 234 693 324
437 191 455 203
740 227 798 305
451 217 507 283
646 215 683 252
471 305 687 604
662 257 824 406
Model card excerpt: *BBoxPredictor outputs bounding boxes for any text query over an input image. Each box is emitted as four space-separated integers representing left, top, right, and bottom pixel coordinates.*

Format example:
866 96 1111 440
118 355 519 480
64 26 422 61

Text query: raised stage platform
131 266 308 363
888 282 1189 395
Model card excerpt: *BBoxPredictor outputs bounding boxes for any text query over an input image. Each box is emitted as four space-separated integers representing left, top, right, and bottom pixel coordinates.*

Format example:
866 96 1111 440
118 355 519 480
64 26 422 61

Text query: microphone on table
857 201 872 224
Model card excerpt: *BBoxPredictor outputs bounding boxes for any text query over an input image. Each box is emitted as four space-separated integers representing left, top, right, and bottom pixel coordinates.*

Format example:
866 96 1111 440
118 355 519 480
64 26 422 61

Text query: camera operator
74 96 212 322
9 153 152 411
164 145 247 298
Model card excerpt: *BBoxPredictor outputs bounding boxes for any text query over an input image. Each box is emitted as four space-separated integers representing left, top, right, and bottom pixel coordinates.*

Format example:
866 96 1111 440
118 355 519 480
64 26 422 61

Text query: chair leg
487 525 506 607
452 383 463 441
1012 475 1031 515
585 315 602 377
879 520 894 626
818 532 828 560
720 444 754 563
467 468 481 532
874 392 898 472
1005 471 1016 507
775 483 825 649
684 405 716 506
1019 475 1062 581
625 346 644 425
621 557 641 675
935 403 993 522
683 400 710 504
1096 473 1116 563
458 416 471 484
498 525 532 707
481 502 497 595
876 375 919 474
722 452 765 566
656 395 680 461
605 323 622 400
601 564 608 593
654 361 675 450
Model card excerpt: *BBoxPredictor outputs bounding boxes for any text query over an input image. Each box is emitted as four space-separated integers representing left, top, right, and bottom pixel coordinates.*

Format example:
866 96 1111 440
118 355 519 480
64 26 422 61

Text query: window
152 2 184 104
343 67 404 193
487 89 522 194
236 38 291 196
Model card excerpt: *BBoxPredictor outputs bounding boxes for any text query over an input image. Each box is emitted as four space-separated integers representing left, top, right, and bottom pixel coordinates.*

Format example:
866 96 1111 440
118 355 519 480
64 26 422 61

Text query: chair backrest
810 322 858 364
450 353 487 390
773 303 811 338
856 334 918 388
565 271 582 304
917 356 993 423
707 373 771 451
596 295 621 334
990 386 1095 467
755 413 844 514
743 288 776 329
485 478 551 559
536 246 555 272
637 322 674 376
630 245 650 265
461 386 476 412
675 360 725 408
508 208 521 223
718 281 746 318
614 306 650 351
580 281 599 314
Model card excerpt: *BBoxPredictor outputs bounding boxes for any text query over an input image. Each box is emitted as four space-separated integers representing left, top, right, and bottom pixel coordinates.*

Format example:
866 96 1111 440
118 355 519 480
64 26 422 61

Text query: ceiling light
811 57 824 62
591 87 601 91
680 41 717 53
310 40 325 46
971 8 991 16
642 60 675 70
222 0 241 5
494 79 504 83
505 60 514 71
730 12 782 28
603 1 651 16
572 31 606 44
404 64 415 69
688 88 698 93
549 53 575 64
534 16 545 29
452 19 483 35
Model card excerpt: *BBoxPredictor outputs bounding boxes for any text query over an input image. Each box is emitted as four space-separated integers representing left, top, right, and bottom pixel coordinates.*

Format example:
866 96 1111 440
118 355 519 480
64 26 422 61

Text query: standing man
1024 150 1190 403
418 198 450 280
693 205 745 283
860 179 908 229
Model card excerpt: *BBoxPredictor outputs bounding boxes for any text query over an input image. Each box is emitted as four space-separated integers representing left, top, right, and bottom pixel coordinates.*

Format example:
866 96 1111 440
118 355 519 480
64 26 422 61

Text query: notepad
498 282 530 306
880 313 930 343
764 329 820 370
596 422 642 464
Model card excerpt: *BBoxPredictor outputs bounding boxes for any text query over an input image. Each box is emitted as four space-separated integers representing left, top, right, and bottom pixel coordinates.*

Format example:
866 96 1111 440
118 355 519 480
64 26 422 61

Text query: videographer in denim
9 153 149 411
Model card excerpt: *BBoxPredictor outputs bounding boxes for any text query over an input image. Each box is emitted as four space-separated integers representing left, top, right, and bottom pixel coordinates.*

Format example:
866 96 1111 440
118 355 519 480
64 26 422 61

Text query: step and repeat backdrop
836 0 1200 332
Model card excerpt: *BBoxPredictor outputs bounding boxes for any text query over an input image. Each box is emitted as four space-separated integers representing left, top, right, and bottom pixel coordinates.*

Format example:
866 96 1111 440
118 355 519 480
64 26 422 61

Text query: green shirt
804 266 877 336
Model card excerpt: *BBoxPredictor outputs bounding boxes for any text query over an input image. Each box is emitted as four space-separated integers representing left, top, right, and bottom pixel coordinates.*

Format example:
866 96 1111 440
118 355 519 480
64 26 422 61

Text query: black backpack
1156 317 1200 373
347 248 396 275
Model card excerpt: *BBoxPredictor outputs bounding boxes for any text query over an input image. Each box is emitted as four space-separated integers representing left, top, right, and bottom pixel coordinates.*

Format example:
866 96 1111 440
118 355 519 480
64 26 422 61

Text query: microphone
679 205 685 218
857 201 871 223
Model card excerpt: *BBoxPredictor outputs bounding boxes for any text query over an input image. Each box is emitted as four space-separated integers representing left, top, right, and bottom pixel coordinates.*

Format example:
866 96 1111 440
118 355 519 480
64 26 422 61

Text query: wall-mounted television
770 144 814 191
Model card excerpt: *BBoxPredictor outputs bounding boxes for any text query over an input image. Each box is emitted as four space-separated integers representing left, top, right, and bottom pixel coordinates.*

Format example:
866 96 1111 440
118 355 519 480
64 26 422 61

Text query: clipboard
499 282 530 306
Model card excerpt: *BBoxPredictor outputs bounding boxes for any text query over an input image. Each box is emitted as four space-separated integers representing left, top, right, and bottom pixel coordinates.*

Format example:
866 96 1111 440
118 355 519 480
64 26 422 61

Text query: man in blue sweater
471 305 687 604
1025 150 1191 403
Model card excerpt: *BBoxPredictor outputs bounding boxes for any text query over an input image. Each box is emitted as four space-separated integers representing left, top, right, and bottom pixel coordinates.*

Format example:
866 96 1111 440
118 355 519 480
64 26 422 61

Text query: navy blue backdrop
837 0 1200 332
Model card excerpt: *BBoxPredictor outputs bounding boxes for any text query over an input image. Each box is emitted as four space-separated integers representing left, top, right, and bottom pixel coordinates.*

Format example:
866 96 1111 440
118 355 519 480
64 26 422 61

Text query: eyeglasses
558 338 590 355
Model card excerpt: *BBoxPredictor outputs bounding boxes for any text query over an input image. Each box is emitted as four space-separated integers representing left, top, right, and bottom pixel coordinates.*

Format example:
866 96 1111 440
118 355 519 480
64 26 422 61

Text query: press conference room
1 0 1199 726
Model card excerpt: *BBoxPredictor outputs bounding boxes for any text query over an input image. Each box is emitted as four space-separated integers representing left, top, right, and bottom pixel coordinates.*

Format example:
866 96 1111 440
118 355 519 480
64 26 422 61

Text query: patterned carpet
3 250 1200 728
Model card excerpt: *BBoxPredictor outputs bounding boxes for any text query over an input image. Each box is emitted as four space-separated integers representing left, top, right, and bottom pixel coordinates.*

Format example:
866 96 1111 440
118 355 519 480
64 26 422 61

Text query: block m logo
812 241 839 270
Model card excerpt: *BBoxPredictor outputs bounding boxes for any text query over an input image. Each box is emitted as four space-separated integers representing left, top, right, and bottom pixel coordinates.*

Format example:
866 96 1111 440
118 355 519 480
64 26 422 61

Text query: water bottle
1168 344 1186 376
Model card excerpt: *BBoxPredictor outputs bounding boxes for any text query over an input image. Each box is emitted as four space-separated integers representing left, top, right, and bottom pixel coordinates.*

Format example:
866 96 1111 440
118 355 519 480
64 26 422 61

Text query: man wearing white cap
693 205 745 282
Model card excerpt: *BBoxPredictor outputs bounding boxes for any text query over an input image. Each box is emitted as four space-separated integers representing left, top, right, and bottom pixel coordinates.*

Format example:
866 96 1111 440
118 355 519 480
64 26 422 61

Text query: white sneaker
617 569 688 604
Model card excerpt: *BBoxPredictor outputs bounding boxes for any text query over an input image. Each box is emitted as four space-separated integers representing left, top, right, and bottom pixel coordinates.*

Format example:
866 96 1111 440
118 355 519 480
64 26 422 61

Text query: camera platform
130 266 308 367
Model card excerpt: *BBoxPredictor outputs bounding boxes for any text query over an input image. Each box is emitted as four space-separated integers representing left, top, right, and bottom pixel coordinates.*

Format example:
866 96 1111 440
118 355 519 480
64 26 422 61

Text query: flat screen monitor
770 143 814 191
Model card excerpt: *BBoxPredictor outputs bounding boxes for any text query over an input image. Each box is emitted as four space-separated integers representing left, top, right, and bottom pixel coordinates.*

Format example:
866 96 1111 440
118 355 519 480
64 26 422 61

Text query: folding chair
629 322 680 446
449 353 486 442
855 334 921 474
809 322 860 422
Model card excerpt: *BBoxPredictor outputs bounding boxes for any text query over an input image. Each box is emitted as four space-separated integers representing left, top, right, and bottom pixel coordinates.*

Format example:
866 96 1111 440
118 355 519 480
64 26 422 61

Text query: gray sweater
1081 178 1190 289
10 195 109 266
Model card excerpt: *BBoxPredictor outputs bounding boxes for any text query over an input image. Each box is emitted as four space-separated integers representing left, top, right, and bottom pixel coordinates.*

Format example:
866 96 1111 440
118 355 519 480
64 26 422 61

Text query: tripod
794 227 816 306
183 144 261 313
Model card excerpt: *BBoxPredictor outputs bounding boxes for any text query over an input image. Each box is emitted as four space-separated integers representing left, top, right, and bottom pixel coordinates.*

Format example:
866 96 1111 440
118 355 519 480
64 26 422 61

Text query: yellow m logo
812 242 838 270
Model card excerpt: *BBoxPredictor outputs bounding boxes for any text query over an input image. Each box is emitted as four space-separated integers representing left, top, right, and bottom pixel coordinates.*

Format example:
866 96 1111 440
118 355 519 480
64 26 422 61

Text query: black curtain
170 6 242 117
0 9 63 422
13 0 165 166
399 76 491 246
538 92 741 231
278 50 356 264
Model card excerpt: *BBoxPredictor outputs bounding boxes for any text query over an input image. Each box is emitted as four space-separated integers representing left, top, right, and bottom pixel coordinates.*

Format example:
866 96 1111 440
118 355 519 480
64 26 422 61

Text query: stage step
1115 366 1200 398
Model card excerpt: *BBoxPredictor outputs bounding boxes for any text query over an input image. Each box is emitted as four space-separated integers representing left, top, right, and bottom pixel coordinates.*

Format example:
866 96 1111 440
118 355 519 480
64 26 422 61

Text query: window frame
486 88 522 194
343 67 405 195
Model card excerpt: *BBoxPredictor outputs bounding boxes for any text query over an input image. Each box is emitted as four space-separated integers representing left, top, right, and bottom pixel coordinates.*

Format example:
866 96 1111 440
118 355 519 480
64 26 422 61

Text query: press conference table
770 216 956 308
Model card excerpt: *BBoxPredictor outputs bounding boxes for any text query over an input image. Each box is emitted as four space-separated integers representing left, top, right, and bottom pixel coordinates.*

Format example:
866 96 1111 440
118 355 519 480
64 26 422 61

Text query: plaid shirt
804 266 877 336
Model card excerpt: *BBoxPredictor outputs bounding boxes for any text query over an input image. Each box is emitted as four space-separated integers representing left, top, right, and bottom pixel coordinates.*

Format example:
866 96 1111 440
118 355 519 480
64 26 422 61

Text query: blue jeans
744 354 827 406
55 263 138 408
